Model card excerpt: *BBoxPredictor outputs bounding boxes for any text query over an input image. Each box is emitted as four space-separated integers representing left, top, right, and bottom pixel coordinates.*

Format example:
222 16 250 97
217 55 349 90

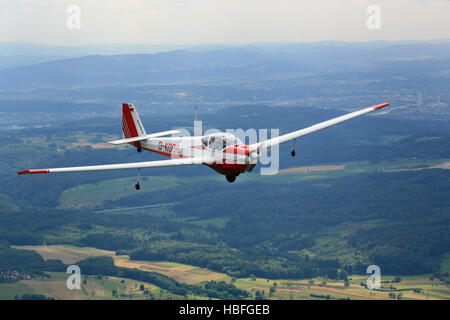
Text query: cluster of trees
0 205 180 247
127 240 342 279
77 256 248 299
79 233 137 251
0 242 65 275
349 224 449 274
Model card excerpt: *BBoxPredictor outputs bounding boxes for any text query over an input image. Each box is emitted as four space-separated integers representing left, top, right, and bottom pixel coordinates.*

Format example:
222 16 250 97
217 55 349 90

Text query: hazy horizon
1 0 450 47
1 38 449 58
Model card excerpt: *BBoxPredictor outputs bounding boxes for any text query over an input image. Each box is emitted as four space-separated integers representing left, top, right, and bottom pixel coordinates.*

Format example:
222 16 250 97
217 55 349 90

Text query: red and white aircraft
18 102 389 188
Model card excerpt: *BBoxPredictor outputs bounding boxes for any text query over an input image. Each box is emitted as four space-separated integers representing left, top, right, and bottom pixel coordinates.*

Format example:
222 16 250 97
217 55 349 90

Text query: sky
1 0 450 46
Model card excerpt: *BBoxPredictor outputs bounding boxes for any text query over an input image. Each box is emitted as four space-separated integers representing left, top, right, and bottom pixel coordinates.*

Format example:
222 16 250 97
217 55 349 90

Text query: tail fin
122 103 146 138
122 103 146 148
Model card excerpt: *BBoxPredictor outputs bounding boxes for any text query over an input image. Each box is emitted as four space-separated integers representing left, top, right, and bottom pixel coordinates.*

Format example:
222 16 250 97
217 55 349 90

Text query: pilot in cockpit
209 136 223 151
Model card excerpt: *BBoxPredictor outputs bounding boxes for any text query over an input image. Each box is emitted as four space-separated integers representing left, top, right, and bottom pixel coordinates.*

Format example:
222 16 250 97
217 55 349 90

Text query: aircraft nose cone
249 151 259 159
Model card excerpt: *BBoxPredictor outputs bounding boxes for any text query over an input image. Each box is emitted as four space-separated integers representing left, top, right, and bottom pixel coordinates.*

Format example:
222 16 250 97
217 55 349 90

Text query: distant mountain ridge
0 41 449 89
0 49 306 89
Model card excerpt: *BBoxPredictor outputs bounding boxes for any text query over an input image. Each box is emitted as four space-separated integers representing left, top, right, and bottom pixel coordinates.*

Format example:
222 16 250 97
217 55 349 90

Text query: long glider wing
18 157 204 175
250 103 389 151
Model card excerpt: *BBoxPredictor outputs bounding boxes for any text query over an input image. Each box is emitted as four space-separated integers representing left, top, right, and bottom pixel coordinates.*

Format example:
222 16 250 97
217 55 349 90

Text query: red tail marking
122 103 141 148
122 104 139 138
17 169 49 175
122 117 131 138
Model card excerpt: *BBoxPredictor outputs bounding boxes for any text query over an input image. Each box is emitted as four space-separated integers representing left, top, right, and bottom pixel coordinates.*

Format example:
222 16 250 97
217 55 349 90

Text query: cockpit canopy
202 133 243 151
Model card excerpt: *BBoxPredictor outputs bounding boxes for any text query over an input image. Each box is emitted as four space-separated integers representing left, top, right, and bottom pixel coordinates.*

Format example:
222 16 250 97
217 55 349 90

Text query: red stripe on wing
17 169 50 175
373 103 389 110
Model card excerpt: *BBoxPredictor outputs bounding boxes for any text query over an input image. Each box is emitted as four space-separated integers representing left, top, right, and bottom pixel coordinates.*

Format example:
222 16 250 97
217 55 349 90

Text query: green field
10 245 450 300
57 158 450 210
11 244 116 264
0 282 35 300
441 254 450 273
59 176 181 208
0 271 187 300
232 273 450 300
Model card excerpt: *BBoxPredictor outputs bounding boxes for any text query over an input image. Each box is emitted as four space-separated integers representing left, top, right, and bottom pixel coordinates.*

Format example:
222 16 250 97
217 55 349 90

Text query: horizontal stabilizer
108 130 181 145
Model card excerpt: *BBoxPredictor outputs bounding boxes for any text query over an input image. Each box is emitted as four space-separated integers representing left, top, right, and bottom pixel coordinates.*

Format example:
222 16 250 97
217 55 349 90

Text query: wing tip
373 102 389 110
18 169 49 175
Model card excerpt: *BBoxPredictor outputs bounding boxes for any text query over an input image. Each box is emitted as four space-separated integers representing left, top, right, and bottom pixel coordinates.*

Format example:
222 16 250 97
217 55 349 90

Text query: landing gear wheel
291 139 296 157
135 168 141 190
137 147 142 153
226 175 236 183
